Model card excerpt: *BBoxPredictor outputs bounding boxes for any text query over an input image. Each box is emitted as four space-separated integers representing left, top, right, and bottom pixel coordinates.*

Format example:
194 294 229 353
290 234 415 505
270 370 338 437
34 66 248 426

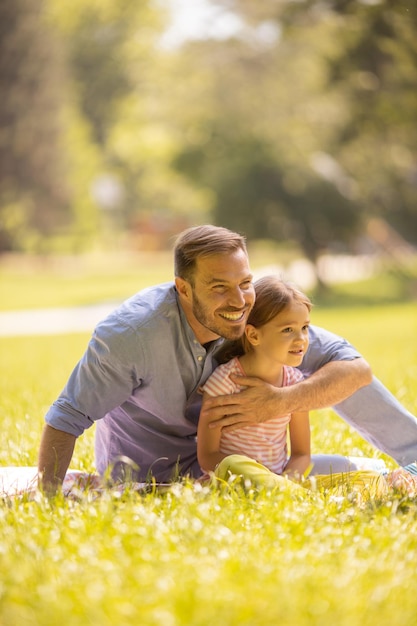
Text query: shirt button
197 356 203 362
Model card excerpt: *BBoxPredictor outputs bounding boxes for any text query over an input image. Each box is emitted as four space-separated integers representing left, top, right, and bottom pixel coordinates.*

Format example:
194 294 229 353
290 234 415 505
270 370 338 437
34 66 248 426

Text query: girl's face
246 299 310 367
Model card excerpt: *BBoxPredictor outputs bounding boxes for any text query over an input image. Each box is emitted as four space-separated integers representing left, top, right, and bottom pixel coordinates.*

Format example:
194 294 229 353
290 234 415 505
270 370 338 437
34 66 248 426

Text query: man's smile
219 310 247 322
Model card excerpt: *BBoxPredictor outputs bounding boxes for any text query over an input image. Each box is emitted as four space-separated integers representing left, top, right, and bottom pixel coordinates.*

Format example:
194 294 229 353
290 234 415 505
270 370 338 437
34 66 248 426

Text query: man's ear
175 276 191 300
245 324 259 346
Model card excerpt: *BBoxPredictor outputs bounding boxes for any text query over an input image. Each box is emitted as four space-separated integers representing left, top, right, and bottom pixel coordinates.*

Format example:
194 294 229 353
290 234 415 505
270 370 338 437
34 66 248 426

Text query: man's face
177 249 255 344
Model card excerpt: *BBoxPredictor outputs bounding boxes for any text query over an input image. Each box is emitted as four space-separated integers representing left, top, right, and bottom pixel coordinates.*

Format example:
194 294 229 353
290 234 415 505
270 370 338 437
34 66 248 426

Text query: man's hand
200 375 290 432
201 358 372 432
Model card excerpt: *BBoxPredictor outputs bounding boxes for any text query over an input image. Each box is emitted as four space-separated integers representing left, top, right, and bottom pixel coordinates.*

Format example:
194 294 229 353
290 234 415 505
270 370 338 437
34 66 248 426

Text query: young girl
197 276 387 497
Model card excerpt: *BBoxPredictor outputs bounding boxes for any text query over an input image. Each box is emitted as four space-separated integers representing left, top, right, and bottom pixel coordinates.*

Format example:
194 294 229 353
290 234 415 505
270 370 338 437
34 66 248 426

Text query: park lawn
0 251 173 311
2 252 414 312
0 303 416 625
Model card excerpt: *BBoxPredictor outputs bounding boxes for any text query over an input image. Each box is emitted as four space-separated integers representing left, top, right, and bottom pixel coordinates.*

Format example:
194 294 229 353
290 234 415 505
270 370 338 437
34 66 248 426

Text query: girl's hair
215 275 312 363
174 224 247 285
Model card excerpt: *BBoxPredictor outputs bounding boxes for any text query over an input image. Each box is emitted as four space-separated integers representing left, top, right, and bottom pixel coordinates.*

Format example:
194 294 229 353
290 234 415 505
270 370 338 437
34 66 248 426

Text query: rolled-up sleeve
45 318 143 437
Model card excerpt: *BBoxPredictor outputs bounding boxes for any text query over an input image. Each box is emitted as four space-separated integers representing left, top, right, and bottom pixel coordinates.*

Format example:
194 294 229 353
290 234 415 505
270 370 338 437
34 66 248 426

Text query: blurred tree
0 0 69 252
2 0 415 257
174 122 361 286
171 28 363 276
48 0 211 247
323 0 417 244
0 0 209 253
209 0 417 244
46 0 166 248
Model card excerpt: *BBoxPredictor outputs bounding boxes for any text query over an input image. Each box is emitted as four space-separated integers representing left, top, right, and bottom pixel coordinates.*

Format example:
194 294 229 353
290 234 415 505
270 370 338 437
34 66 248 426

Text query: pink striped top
201 357 304 474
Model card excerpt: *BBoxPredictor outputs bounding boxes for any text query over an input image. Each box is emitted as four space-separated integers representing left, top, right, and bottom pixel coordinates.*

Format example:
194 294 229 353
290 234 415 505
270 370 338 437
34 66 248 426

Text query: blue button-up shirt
45 282 360 480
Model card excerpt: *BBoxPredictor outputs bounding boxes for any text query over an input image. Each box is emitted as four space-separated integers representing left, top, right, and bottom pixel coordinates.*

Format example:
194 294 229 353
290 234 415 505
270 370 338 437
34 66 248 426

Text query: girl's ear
245 324 260 346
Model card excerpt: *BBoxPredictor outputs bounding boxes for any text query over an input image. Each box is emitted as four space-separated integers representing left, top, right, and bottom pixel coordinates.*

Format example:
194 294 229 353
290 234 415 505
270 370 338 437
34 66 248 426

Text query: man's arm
38 424 76 494
201 358 372 432
38 322 140 494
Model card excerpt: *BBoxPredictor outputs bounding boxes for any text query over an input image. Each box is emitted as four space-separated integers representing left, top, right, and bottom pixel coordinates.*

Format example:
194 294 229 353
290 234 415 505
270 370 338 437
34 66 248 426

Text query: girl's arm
197 392 229 473
282 410 311 480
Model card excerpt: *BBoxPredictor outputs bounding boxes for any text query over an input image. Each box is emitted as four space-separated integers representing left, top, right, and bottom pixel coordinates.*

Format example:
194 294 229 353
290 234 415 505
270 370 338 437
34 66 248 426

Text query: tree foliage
173 0 417 263
0 0 415 257
0 0 69 251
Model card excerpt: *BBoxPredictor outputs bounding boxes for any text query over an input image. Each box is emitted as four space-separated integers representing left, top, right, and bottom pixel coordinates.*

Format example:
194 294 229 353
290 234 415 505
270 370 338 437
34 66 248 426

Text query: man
38 225 417 492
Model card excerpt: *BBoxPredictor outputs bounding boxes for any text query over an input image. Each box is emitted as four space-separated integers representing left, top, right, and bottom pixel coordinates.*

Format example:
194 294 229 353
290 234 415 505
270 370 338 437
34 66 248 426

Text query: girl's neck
238 352 284 387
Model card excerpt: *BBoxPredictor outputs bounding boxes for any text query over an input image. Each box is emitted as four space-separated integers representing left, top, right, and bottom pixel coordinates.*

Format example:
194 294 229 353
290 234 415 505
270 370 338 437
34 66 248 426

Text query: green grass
1 250 416 311
0 252 173 311
1 260 417 625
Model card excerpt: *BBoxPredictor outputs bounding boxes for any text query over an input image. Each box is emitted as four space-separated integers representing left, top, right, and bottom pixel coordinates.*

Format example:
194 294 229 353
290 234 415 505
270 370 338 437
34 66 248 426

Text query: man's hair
174 224 248 283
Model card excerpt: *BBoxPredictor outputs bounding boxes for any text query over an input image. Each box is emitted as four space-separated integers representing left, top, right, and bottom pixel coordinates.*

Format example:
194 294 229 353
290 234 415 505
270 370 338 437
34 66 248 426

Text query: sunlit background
0 0 416 294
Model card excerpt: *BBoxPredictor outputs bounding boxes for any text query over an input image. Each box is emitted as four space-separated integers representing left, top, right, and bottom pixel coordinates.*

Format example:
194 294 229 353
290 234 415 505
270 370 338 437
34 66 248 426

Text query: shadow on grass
311 270 417 309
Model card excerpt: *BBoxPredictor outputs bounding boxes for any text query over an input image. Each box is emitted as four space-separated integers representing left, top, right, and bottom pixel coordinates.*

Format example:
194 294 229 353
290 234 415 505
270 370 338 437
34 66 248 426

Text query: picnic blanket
0 467 159 499
0 457 389 498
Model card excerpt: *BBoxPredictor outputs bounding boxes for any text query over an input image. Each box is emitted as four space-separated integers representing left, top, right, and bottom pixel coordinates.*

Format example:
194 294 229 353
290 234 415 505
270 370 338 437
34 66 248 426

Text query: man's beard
192 292 246 341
